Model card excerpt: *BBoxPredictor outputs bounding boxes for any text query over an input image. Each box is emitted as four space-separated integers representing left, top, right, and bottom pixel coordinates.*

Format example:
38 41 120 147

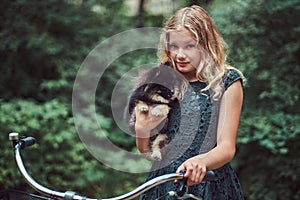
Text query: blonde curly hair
158 5 243 100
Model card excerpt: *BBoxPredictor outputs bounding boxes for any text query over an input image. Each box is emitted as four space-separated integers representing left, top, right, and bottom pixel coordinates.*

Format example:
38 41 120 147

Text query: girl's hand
176 156 207 186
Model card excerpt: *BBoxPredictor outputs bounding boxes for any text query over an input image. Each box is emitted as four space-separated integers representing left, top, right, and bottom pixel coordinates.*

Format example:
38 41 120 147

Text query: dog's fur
125 64 186 161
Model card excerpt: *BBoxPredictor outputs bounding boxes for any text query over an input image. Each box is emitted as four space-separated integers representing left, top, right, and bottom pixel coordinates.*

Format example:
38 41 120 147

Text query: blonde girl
135 5 244 199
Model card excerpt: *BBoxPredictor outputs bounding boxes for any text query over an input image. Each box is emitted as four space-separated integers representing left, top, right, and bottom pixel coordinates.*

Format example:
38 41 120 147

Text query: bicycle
7 132 215 200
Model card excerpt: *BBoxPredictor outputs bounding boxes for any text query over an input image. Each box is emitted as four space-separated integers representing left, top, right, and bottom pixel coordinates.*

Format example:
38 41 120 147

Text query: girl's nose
177 48 186 60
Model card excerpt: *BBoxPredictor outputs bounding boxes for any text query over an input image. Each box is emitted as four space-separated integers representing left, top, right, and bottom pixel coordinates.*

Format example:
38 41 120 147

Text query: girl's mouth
176 62 189 67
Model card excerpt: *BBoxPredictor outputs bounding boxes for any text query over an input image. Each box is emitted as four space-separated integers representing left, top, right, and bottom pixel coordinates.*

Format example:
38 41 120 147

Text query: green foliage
239 111 300 154
0 98 145 197
211 0 300 112
0 0 147 197
0 99 75 189
210 0 300 151
0 0 132 101
237 138 300 200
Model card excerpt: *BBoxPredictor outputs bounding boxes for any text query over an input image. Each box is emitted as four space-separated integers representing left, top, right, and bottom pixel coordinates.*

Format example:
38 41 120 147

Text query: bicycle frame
9 133 214 200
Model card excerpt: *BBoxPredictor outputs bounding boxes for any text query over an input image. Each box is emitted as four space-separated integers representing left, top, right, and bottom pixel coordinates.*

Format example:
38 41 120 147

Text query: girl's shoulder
222 67 245 91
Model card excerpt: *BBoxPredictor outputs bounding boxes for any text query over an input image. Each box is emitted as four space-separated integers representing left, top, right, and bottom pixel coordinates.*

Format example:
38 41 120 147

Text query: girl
135 5 244 199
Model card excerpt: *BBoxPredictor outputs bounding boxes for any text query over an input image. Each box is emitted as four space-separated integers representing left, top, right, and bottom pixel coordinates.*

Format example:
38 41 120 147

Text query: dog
125 63 187 161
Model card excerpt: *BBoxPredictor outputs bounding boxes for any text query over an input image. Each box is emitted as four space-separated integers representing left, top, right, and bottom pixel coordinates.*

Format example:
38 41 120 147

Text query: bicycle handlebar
9 133 215 200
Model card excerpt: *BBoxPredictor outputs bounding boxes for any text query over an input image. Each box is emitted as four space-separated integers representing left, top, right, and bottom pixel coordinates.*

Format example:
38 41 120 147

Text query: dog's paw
150 151 162 161
151 104 170 116
136 102 149 112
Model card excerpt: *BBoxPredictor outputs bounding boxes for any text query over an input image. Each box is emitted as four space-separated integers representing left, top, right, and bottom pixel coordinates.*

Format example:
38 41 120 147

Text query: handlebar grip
204 170 215 181
179 170 215 181
20 137 36 149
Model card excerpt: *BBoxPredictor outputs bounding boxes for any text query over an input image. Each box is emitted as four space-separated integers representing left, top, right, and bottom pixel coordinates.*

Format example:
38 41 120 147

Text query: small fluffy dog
125 63 186 161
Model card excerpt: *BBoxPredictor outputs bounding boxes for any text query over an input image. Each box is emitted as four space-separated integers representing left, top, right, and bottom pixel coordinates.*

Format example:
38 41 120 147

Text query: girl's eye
186 44 195 49
168 44 178 50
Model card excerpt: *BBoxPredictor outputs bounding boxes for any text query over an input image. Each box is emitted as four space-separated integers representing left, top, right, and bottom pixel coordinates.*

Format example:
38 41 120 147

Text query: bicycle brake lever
176 170 188 197
178 193 201 200
176 169 215 197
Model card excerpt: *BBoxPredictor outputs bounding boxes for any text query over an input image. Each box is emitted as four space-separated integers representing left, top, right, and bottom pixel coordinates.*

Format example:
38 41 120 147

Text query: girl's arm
135 106 168 158
177 80 243 185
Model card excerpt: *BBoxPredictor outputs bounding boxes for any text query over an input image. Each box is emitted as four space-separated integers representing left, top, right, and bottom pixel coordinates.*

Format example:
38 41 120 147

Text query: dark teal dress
140 69 244 200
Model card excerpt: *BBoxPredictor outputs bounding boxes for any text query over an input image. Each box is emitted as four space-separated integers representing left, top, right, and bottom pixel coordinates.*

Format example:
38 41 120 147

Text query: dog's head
136 64 187 101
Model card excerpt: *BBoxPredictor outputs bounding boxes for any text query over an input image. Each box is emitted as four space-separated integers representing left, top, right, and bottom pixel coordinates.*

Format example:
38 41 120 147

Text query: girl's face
168 29 201 82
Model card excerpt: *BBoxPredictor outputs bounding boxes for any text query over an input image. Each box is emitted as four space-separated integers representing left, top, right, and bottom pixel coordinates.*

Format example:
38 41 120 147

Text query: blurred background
1 0 299 199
